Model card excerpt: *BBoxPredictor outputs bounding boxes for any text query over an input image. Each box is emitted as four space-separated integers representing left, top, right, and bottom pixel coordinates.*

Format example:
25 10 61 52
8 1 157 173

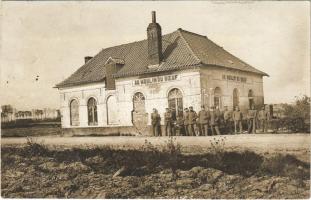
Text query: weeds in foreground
162 137 182 180
25 137 48 156
3 137 308 182
209 136 226 166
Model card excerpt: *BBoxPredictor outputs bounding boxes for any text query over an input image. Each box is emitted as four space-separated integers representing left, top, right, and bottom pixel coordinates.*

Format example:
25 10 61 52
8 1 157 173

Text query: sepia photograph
1 1 310 199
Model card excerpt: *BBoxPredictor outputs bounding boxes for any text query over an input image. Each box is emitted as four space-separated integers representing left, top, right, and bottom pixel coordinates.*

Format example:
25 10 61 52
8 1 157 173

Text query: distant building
55 11 268 135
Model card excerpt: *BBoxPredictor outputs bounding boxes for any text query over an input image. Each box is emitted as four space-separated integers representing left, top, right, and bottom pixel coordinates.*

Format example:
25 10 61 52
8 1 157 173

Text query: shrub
24 137 49 156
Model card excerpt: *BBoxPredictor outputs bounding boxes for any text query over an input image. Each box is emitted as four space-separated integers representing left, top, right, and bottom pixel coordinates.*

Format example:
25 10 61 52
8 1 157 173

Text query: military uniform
223 109 233 134
210 110 221 135
258 109 269 132
174 115 185 136
183 111 189 136
164 111 173 136
188 110 197 136
247 109 257 134
232 110 243 134
151 112 161 136
198 109 209 136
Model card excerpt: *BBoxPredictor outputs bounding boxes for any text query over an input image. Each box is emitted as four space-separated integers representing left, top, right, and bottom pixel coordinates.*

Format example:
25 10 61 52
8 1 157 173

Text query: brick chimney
84 56 93 64
147 11 163 66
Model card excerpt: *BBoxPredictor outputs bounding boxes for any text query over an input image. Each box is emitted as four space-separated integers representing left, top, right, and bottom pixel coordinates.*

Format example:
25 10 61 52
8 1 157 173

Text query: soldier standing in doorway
188 106 197 136
247 105 257 134
258 106 270 133
183 108 189 136
198 105 209 136
164 108 173 136
233 106 243 134
151 108 161 136
223 106 233 134
210 106 221 135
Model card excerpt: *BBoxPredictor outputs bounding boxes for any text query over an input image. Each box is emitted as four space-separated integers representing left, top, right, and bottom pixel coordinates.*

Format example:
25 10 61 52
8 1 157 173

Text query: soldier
258 106 270 133
247 105 257 134
206 107 211 136
198 105 209 136
183 108 190 136
188 106 197 136
210 106 221 135
174 114 185 136
223 106 233 134
151 108 161 136
215 106 223 128
232 106 243 134
164 108 173 136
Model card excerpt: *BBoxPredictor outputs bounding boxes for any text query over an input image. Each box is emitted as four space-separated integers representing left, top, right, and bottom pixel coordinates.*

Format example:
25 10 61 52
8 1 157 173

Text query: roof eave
114 63 201 78
54 79 106 89
201 63 268 77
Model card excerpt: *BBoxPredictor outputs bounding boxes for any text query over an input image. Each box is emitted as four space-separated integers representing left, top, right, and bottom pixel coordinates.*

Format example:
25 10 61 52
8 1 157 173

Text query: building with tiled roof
56 11 268 135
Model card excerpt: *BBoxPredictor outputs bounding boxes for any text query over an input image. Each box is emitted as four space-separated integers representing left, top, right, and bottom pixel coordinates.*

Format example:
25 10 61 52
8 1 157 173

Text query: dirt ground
1 133 310 198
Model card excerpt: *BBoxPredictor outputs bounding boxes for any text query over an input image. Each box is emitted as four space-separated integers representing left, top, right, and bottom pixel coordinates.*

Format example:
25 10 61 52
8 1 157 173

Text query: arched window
214 87 222 108
168 88 183 120
248 89 254 109
70 99 79 126
87 97 98 126
233 88 239 109
107 95 118 125
133 92 145 112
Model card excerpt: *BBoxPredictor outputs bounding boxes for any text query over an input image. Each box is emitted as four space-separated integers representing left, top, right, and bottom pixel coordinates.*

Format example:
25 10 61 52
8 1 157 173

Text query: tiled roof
55 29 267 88
179 29 268 76
105 57 125 65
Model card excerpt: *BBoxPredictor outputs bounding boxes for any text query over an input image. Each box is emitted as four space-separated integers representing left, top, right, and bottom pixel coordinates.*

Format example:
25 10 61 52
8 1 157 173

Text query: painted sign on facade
222 74 247 83
133 74 179 86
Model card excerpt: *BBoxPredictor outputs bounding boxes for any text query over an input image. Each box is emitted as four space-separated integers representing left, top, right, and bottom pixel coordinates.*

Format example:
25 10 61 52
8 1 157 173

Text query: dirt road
2 134 309 155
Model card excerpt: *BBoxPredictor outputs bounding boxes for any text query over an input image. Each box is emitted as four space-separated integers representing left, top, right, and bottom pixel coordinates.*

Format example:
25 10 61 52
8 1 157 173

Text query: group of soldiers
150 104 270 136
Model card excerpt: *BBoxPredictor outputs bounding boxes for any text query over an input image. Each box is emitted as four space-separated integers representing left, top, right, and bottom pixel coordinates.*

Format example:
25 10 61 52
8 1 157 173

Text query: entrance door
132 92 148 133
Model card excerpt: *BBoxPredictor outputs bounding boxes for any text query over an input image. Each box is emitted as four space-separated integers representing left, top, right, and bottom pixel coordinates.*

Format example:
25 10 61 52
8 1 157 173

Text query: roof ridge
177 29 202 64
178 28 207 38
100 31 178 53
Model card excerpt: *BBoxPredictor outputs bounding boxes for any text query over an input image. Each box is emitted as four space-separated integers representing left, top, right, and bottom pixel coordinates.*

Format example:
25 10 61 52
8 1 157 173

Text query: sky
0 1 310 110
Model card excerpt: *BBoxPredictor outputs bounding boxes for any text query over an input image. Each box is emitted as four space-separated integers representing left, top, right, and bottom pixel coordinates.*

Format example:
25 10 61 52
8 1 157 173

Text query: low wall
62 126 154 136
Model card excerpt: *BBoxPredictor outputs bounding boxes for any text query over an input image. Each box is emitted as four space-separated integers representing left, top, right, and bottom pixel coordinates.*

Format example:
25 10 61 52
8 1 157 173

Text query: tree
34 109 44 120
1 105 14 122
281 95 310 132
